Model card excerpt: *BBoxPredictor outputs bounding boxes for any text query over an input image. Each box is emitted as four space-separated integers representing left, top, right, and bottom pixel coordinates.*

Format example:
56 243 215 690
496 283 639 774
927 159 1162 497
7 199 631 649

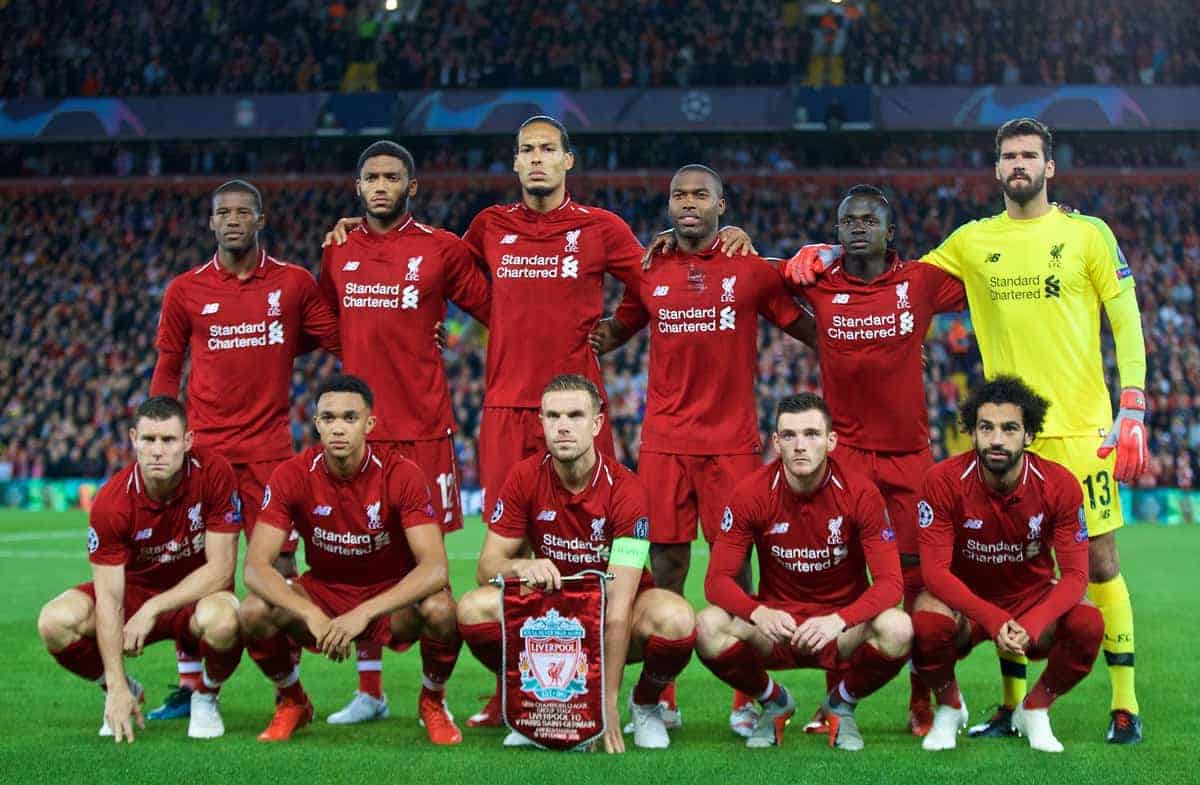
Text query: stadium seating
1 178 1196 487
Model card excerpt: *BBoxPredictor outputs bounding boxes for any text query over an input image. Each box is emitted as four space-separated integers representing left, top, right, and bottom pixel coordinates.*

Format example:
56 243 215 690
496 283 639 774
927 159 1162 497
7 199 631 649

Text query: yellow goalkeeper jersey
922 208 1135 438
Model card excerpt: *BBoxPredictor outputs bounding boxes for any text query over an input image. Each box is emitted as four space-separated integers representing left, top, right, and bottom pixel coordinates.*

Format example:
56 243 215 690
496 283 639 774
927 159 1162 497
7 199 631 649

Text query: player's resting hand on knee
1097 388 1148 483
750 606 797 645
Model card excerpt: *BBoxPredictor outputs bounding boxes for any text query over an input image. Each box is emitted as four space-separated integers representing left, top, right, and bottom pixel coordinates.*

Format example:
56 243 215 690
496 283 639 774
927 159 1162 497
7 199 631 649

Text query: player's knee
197 593 241 649
1087 534 1120 582
237 593 275 640
1065 604 1105 655
645 592 696 640
911 609 957 653
871 608 913 658
37 593 88 651
695 605 734 658
456 587 499 626
419 590 458 637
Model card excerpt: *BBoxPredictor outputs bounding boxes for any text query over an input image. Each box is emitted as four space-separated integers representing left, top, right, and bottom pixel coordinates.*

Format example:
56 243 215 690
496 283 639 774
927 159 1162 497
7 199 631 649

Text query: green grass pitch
0 510 1194 785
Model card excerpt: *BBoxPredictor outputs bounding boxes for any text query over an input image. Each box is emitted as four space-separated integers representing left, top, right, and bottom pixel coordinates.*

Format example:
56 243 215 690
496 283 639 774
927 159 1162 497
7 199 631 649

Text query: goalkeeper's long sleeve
1103 286 1147 390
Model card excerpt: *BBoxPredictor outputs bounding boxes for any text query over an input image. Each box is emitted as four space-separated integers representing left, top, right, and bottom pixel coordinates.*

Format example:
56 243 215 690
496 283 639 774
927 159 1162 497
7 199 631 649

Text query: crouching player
37 396 243 742
456 375 696 752
238 375 462 744
914 377 1103 753
696 393 910 750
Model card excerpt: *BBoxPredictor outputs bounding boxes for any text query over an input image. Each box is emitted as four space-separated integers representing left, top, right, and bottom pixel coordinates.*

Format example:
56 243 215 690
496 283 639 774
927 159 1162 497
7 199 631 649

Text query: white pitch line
0 529 82 543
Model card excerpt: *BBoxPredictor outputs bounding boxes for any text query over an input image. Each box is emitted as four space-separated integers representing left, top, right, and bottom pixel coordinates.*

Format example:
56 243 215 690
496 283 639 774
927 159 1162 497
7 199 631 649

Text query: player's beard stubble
364 194 409 224
1001 171 1045 206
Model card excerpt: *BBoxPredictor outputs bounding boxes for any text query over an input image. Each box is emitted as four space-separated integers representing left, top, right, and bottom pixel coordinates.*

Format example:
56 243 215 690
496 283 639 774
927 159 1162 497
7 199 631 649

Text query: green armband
609 537 650 569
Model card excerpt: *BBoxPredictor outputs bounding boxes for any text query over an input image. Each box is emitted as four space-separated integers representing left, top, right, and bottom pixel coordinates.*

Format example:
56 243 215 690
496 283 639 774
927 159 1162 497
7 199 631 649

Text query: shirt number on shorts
435 472 456 510
1081 470 1112 510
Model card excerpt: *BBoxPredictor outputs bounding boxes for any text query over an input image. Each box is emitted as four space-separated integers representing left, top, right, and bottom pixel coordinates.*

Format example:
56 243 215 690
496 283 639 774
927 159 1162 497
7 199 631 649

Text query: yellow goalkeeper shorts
1030 436 1125 537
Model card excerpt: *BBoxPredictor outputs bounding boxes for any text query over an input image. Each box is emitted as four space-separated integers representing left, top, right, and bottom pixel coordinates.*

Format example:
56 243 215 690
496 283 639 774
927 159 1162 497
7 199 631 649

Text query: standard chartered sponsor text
343 282 401 309
207 321 282 350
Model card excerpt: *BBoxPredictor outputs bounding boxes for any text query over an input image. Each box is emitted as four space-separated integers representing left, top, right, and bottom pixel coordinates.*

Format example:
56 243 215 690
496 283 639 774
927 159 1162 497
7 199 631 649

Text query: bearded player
697 393 909 751
915 376 1103 753
317 141 489 724
456 375 696 752
237 375 461 745
37 397 244 741
787 118 1147 743
150 179 341 718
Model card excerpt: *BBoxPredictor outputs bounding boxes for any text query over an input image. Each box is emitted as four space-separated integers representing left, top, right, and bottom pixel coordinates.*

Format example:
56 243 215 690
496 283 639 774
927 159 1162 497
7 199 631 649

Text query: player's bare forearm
142 531 237 616
92 564 129 689
602 566 639 695
475 531 528 583
354 560 449 623
245 551 323 625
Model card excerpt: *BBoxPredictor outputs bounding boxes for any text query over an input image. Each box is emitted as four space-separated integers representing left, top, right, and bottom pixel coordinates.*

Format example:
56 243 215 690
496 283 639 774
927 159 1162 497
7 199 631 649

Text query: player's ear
365 413 377 436
183 429 194 452
827 429 838 453
128 427 138 450
592 409 604 437
1044 158 1055 181
716 195 726 218
564 149 575 172
407 177 419 198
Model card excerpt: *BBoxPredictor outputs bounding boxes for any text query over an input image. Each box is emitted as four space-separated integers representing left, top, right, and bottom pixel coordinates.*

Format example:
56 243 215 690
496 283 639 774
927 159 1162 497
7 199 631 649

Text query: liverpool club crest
518 609 589 702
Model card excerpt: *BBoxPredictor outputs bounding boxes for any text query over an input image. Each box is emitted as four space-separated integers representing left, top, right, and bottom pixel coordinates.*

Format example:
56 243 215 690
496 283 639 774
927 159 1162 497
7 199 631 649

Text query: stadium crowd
2 177 1197 486
2 0 1198 98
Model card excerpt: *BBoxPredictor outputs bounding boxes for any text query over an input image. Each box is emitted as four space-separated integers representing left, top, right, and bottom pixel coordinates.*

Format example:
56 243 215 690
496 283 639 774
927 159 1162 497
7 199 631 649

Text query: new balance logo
134 528 154 541
536 510 557 522
768 522 789 535
1044 275 1061 298
312 505 332 516
963 518 984 530
401 285 419 309
719 306 736 331
832 293 850 304
561 255 579 279
201 303 219 315
343 261 360 271
500 234 518 244
653 285 670 297
986 252 1002 264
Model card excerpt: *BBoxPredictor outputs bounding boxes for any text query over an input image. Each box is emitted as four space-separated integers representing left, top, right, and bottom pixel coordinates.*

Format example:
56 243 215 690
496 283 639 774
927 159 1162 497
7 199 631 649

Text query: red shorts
757 604 843 671
639 451 762 544
479 406 615 517
833 444 932 556
373 435 464 534
74 581 198 647
235 459 298 555
293 573 395 646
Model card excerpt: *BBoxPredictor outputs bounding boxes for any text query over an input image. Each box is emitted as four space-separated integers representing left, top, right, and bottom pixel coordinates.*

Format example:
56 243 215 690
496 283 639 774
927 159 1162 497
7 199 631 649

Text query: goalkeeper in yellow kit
786 118 1147 744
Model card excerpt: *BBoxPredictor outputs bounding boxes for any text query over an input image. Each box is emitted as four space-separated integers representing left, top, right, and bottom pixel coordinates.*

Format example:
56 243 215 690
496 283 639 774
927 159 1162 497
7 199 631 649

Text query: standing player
914 377 1103 753
237 375 461 745
318 141 489 724
36 397 244 741
150 179 341 718
785 185 966 736
456 375 696 751
592 165 810 733
696 393 909 750
787 119 1148 743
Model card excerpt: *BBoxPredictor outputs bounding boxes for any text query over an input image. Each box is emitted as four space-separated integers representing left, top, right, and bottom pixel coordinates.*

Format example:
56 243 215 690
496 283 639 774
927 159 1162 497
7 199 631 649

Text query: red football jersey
87 450 243 592
706 456 901 627
489 451 651 577
319 217 491 441
801 252 965 452
919 451 1089 641
257 445 438 586
613 241 804 455
462 195 642 408
153 250 341 463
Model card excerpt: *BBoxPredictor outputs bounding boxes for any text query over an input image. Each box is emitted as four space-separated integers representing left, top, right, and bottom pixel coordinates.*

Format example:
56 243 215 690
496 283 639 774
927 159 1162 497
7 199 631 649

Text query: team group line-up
36 116 1150 753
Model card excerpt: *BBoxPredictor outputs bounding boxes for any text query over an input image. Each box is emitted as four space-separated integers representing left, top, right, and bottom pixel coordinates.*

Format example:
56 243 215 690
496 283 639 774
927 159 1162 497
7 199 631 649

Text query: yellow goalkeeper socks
999 650 1027 710
1089 574 1138 714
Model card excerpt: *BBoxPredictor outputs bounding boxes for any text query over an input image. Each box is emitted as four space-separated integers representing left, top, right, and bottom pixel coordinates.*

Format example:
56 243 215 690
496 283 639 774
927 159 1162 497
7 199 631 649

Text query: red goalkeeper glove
1097 388 1148 483
782 244 843 286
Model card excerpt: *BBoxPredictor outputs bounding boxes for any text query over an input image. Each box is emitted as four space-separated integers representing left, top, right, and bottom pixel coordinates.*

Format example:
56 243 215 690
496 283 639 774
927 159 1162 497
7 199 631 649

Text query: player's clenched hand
321 610 369 661
791 613 844 655
750 606 797 644
1097 388 1148 483
105 685 144 744
602 700 625 754
517 559 563 592
717 225 756 257
995 620 1026 656
322 216 364 248
588 319 620 355
641 230 676 270
304 610 334 649
122 606 158 657
782 244 842 287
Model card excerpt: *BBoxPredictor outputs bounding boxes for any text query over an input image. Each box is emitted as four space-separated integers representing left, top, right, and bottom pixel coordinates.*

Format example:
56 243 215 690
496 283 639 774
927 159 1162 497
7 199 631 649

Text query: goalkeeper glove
782 244 842 286
1097 388 1148 483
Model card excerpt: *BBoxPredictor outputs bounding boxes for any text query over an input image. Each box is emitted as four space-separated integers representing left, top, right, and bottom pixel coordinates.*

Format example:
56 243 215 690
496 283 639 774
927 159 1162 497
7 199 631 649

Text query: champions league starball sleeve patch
917 500 934 528
490 499 504 524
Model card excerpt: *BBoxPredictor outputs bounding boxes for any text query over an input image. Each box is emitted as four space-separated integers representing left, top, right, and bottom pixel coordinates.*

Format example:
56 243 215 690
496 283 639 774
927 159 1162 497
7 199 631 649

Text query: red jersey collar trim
974 453 1030 497
356 215 415 238
830 249 903 282
318 445 377 481
208 248 268 280
130 454 196 507
777 460 833 499
516 193 573 218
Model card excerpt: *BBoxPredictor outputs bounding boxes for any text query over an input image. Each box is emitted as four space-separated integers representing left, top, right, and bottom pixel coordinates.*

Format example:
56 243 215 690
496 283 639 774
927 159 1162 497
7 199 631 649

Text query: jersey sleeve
836 484 902 628
918 470 1011 637
87 495 132 567
612 283 650 334
609 468 651 540
318 245 341 314
704 490 762 621
488 465 532 540
601 213 645 290
257 463 300 533
920 223 970 280
387 459 439 530
298 268 342 356
460 211 490 272
1016 477 1090 642
442 233 492 326
1077 214 1133 301
155 277 192 354
203 455 244 535
755 260 805 328
923 264 968 313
